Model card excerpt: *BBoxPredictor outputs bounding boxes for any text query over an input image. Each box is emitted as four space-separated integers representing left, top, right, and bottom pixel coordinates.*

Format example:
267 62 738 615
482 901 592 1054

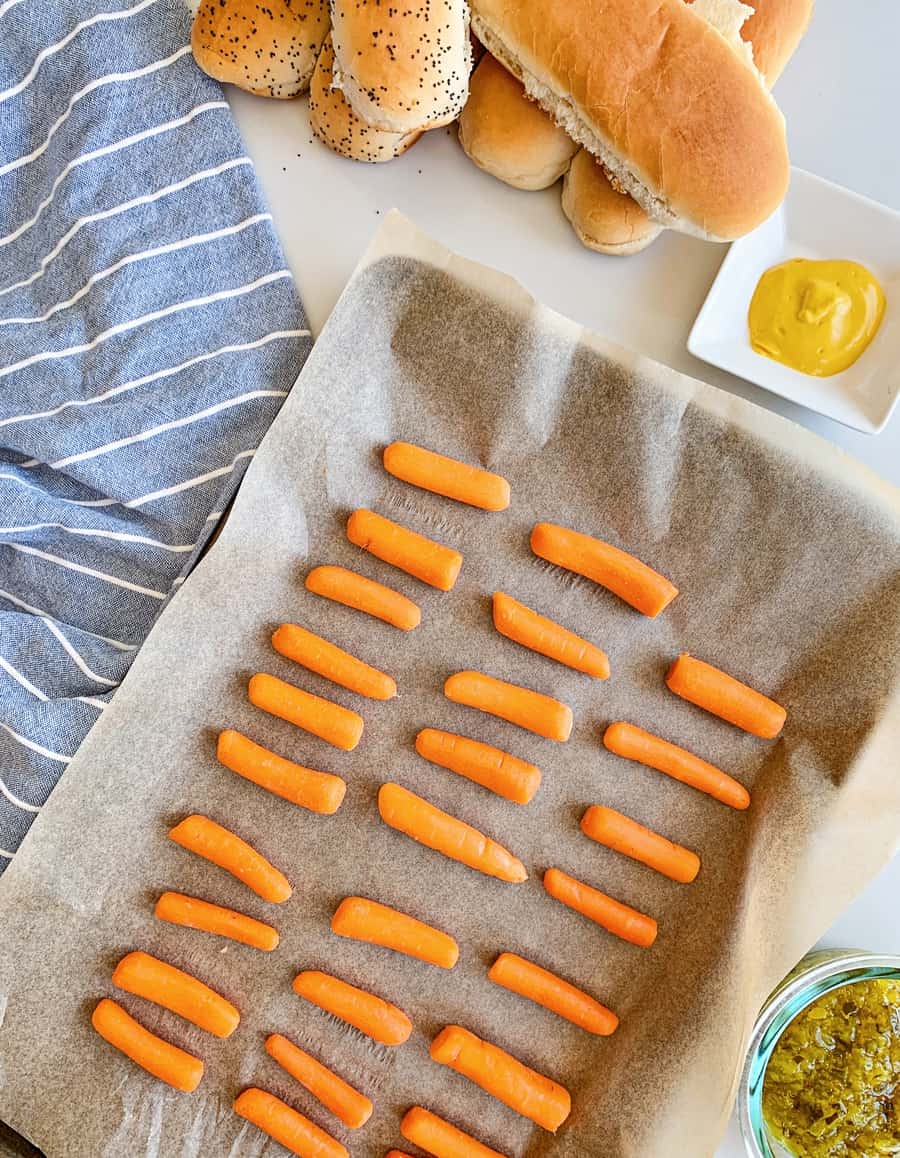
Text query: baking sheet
1 213 900 1158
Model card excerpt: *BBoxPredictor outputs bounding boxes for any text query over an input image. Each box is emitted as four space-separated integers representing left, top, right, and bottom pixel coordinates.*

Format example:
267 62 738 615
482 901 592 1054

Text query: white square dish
688 168 900 434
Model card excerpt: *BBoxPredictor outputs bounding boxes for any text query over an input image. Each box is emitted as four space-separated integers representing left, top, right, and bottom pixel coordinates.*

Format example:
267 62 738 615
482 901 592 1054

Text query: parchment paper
1 213 900 1158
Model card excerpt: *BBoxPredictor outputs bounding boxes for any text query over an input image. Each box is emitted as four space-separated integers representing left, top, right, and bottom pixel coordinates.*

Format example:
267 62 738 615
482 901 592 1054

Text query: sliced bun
458 55 577 191
331 0 471 133
191 0 329 99
469 0 790 240
742 0 815 85
562 151 663 256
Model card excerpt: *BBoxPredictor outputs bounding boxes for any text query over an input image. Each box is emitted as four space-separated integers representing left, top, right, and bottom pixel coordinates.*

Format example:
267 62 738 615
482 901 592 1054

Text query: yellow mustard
748 258 885 376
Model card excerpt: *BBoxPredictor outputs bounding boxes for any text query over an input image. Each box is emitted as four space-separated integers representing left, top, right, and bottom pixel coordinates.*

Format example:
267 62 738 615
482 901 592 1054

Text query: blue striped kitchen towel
0 0 313 871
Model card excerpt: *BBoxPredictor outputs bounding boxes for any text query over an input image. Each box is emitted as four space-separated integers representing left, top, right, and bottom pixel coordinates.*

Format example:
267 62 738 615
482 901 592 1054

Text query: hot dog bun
562 152 663 256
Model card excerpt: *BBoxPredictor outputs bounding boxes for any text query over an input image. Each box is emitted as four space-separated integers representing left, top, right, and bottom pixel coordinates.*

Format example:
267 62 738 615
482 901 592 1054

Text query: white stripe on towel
3 543 167 599
0 656 48 700
77 696 107 711
42 619 120 684
0 0 26 18
0 523 196 551
0 723 70 769
126 448 257 508
0 587 136 650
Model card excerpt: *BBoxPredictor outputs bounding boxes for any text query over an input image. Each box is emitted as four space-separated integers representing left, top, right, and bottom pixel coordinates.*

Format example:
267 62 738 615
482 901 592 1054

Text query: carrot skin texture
347 509 463 591
112 951 240 1038
666 653 787 738
383 442 510 511
168 814 293 902
305 565 421 631
91 999 203 1092
265 1034 373 1128
530 522 678 617
603 721 751 810
543 868 658 948
415 728 541 805
488 953 618 1036
377 783 527 882
401 1106 508 1158
154 891 279 951
272 623 396 700
248 672 363 751
332 896 459 969
292 970 412 1046
217 729 346 814
581 805 701 883
444 670 572 742
430 1025 571 1132
234 1088 348 1158
492 592 610 678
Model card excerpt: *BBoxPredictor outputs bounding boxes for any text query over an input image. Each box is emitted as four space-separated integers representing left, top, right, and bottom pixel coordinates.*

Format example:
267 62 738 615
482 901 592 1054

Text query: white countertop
227 3 900 1153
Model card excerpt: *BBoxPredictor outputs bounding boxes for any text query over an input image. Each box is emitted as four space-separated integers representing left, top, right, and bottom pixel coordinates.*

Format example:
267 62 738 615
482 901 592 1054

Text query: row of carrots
90 441 788 1158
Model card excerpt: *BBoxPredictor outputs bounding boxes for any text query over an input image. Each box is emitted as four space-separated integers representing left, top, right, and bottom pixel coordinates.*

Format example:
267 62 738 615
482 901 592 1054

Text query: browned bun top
742 0 815 84
562 150 663 255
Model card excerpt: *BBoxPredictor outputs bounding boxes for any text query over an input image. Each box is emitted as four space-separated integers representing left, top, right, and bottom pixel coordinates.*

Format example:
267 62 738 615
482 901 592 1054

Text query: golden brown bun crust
310 36 421 163
742 0 815 84
470 0 790 240
458 55 578 191
191 0 329 98
331 0 471 133
562 151 663 256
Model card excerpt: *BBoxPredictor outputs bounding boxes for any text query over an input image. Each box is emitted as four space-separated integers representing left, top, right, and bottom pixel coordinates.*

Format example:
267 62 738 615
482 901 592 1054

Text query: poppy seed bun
310 36 422 163
562 151 663 256
330 0 472 133
191 0 329 99
742 0 815 85
469 0 790 240
458 55 578 191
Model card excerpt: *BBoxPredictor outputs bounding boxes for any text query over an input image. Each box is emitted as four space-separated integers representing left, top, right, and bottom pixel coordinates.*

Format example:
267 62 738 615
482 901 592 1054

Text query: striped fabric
0 0 313 870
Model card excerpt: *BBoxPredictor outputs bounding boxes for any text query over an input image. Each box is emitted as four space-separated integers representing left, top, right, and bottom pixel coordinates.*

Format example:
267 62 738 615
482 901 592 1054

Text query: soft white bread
742 0 815 85
469 0 791 240
310 36 421 163
458 55 578 191
330 0 471 134
562 151 663 256
191 0 329 98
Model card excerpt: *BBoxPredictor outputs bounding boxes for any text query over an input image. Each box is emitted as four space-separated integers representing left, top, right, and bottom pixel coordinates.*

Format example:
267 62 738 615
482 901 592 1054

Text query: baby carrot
444 670 572 742
603 721 751 810
347 509 463 591
92 999 204 1092
581 805 700 883
248 672 364 751
332 896 459 969
488 953 619 1036
430 1025 571 1132
531 522 678 617
266 1034 373 1128
154 891 279 951
401 1107 507 1158
168 814 293 902
666 653 787 739
112 951 240 1038
272 623 396 700
378 783 527 882
492 592 610 678
415 728 541 804
217 729 346 814
383 442 510 511
305 565 421 631
292 970 413 1046
234 1088 348 1158
543 867 658 948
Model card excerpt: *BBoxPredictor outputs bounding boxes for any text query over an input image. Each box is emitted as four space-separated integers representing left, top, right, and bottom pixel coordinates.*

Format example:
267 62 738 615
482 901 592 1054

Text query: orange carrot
292 970 412 1046
401 1106 507 1158
415 728 541 805
444 670 572 742
332 896 459 969
217 729 346 814
666 653 787 738
385 1152 416 1158
266 1034 373 1129
430 1025 570 1132
248 672 363 751
347 509 462 591
543 867 658 948
234 1088 348 1158
581 805 700 883
488 953 618 1036
154 891 279 951
112 951 240 1038
383 442 510 511
305 565 421 631
168 814 293 902
272 623 397 700
530 522 678 617
603 721 751 810
91 998 204 1092
492 591 610 678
